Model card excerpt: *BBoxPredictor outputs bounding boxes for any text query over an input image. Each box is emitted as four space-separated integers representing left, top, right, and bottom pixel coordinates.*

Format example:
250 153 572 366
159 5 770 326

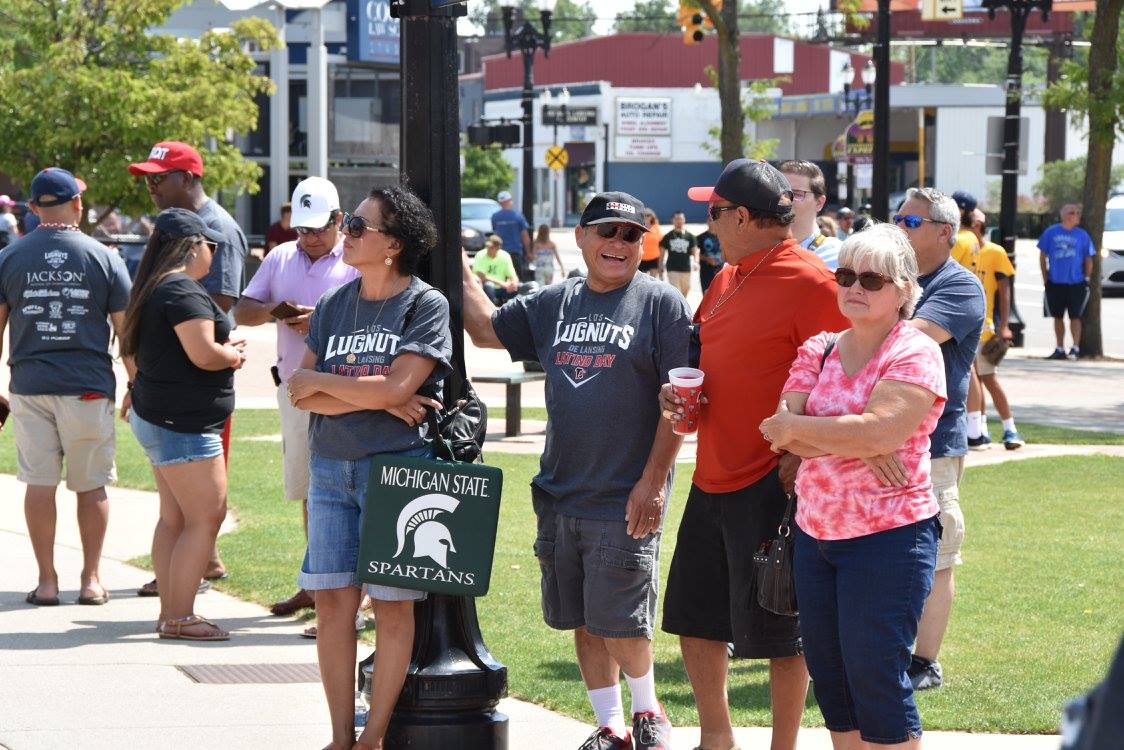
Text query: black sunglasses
708 204 741 221
593 223 643 244
893 213 949 230
835 267 893 292
144 170 185 187
341 212 385 239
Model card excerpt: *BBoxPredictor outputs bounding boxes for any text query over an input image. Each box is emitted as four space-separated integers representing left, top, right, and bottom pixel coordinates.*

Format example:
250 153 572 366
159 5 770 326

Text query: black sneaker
908 654 943 690
632 707 672 750
578 727 632 750
1047 348 1068 360
967 434 992 450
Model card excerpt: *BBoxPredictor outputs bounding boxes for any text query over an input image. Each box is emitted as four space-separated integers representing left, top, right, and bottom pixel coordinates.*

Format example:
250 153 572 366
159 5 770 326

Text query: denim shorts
794 515 940 745
130 412 224 467
299 445 433 602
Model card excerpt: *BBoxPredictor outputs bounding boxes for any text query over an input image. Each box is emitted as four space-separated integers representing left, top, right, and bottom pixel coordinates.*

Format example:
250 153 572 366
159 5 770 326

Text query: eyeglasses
341 212 385 239
295 220 335 236
144 171 185 187
790 189 815 203
708 204 741 221
893 214 949 229
835 267 893 292
593 223 644 243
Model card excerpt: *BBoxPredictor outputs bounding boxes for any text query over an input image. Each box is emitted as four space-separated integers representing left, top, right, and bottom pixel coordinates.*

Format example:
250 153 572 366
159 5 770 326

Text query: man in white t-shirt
234 177 359 623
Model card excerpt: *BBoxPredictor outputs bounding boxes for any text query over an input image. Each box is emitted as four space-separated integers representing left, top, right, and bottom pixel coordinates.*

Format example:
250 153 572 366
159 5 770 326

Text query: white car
1101 195 1124 294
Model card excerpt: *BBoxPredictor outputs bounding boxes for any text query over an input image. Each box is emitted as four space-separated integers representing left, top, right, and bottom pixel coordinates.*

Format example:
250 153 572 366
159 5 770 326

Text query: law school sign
357 455 503 598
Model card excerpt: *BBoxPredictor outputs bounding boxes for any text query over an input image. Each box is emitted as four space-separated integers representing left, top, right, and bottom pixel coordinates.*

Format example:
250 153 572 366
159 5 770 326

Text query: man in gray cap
659 159 847 750
462 191 691 750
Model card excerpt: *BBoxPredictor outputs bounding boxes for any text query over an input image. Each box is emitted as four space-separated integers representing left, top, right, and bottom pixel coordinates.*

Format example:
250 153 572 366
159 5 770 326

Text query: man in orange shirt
659 159 847 750
639 209 663 279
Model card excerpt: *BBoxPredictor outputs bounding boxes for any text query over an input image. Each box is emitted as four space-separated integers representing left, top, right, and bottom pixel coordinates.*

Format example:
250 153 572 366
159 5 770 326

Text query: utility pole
871 0 892 222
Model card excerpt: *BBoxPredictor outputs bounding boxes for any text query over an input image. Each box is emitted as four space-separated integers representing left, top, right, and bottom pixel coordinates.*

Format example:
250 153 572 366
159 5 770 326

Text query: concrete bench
474 371 547 437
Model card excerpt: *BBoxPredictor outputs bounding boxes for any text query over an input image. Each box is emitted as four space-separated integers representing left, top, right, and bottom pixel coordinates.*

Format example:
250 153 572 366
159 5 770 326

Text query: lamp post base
385 711 509 749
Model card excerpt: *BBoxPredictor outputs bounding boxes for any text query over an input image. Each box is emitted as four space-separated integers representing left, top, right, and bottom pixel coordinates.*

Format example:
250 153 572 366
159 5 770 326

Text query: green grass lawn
1 410 1120 733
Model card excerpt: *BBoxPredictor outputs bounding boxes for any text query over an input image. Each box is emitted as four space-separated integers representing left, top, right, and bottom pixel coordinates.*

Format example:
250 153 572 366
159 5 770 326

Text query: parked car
1101 195 1124 295
461 197 501 256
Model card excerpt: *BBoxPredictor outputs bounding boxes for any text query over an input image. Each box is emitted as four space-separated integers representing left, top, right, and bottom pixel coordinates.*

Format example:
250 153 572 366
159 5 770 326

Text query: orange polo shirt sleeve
642 225 663 262
692 240 849 494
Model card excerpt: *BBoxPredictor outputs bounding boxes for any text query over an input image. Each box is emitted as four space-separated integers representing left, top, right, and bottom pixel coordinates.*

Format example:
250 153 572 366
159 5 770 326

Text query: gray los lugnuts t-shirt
305 276 453 461
0 228 132 397
493 273 692 521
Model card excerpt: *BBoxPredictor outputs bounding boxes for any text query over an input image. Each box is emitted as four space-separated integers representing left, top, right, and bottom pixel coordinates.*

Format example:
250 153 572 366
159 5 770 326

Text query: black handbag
404 290 488 464
753 493 799 617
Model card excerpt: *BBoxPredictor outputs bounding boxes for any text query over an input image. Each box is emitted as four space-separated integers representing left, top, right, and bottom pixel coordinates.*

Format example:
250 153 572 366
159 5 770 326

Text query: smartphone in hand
270 301 302 320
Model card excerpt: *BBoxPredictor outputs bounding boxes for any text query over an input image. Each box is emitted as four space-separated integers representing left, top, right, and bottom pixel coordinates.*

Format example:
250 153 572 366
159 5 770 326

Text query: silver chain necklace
701 239 787 322
346 278 400 364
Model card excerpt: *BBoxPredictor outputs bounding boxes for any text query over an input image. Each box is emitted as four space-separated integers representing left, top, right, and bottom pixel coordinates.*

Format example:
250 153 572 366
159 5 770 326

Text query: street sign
542 105 599 126
934 0 963 20
430 0 468 6
357 455 503 597
545 145 569 170
985 116 1029 176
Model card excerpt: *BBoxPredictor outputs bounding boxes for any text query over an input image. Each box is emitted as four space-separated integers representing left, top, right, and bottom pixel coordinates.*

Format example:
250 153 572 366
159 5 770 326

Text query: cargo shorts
532 487 660 640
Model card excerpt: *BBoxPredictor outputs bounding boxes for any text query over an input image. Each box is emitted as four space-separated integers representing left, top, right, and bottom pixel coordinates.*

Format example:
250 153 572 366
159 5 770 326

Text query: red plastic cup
669 367 705 435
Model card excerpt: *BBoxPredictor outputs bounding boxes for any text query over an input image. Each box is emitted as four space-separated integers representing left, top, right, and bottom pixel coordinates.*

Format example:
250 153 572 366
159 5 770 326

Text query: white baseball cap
290 177 340 228
496 190 512 203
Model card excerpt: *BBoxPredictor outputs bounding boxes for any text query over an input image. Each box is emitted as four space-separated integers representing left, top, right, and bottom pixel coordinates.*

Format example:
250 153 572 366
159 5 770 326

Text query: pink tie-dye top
781 321 947 540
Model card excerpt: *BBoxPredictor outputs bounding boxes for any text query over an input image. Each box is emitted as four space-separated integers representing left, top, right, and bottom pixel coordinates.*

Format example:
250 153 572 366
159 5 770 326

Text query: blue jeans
794 515 940 745
130 412 223 467
298 445 432 601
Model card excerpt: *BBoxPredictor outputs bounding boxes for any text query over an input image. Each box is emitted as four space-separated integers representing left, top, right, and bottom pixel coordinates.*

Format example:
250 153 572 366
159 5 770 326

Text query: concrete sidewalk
0 463 1071 750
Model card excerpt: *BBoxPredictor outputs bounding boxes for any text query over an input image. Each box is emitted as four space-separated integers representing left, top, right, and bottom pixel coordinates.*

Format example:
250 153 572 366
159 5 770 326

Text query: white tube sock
967 412 982 439
625 667 660 715
980 412 988 437
1003 417 1016 432
587 684 626 736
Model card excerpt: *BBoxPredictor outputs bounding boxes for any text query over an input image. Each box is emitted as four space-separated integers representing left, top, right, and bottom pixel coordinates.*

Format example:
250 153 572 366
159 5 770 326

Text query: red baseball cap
127 141 204 177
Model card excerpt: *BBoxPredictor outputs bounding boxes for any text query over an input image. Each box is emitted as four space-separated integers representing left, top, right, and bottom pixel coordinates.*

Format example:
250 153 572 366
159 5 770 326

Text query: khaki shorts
974 339 998 377
277 385 311 501
11 394 116 492
667 270 692 298
931 455 966 570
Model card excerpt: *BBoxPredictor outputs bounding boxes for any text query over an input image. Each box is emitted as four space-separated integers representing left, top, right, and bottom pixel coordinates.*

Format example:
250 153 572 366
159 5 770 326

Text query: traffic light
678 2 704 44
678 1 721 45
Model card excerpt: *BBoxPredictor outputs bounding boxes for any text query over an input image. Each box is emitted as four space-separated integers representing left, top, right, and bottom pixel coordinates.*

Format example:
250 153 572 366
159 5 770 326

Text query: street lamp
840 59 875 112
871 0 891 221
500 0 555 243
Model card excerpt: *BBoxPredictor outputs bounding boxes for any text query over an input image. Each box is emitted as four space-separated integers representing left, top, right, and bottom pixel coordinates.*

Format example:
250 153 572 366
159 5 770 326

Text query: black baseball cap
579 192 649 231
687 159 794 216
154 208 225 242
951 190 978 212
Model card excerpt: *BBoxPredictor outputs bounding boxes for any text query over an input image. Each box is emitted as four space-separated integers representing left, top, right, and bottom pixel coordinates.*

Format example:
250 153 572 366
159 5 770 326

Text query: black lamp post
365 2 508 748
871 0 892 222
500 0 555 237
839 60 876 209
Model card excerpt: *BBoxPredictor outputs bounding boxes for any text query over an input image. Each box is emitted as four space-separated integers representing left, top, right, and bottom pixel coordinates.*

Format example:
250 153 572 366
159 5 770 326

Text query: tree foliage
894 45 1048 86
614 0 677 33
462 146 516 199
1034 157 1124 214
700 73 783 160
0 0 278 225
468 0 596 43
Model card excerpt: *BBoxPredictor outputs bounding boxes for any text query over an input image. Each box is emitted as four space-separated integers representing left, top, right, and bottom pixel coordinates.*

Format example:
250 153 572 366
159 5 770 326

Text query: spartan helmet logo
393 493 460 569
300 193 313 209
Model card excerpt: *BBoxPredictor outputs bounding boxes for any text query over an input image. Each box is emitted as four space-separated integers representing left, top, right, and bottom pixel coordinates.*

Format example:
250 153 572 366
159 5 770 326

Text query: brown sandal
159 615 230 641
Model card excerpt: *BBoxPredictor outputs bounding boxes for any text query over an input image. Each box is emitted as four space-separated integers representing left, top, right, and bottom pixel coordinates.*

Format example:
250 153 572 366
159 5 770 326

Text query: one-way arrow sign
923 0 964 19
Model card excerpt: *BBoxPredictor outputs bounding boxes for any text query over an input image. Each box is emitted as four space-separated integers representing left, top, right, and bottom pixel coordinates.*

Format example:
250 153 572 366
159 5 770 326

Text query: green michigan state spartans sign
357 455 503 597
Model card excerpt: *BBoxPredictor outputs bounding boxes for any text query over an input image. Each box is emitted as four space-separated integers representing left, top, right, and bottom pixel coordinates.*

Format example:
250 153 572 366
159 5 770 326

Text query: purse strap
777 493 796 539
820 332 839 371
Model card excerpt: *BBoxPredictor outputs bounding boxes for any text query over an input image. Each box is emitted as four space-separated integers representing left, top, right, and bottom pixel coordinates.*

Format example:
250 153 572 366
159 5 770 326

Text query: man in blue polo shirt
490 190 532 282
1038 203 1096 360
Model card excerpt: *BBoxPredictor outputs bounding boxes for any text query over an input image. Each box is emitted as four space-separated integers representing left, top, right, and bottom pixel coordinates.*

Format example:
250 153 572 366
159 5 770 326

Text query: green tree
700 73 783 160
462 147 516 199
1043 0 1124 357
1034 157 1124 214
614 0 676 33
468 0 595 43
0 0 278 227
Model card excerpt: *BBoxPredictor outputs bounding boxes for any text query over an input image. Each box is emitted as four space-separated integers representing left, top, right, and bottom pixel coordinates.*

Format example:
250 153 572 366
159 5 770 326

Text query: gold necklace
347 278 401 363
701 240 786 322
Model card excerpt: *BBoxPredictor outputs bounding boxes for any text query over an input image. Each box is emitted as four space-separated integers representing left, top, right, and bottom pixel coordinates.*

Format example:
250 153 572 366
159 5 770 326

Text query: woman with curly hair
287 185 453 750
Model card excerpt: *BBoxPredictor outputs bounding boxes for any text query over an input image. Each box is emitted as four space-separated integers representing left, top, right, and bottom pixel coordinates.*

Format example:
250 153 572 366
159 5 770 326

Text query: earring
384 257 393 267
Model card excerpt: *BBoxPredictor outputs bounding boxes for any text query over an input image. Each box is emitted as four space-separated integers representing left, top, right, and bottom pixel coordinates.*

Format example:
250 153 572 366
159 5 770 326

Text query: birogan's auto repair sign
357 455 503 597
615 97 672 136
